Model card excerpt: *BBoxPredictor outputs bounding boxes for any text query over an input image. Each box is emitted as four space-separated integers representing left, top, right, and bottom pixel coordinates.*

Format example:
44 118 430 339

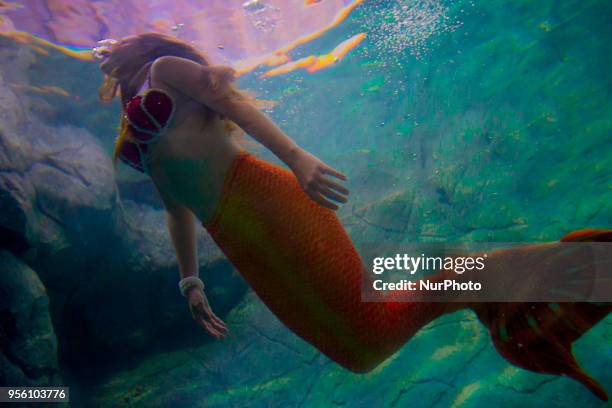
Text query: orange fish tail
473 229 612 401
203 152 462 372
203 153 610 399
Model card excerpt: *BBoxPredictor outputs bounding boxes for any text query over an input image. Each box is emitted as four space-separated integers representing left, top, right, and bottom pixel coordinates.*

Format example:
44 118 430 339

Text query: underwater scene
0 0 610 407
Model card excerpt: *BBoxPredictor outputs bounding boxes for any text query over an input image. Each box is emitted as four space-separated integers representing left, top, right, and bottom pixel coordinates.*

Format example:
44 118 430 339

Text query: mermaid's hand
290 148 349 210
187 287 228 339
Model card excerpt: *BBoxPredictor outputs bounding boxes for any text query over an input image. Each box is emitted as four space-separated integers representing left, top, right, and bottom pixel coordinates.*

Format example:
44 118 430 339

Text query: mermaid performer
95 33 610 400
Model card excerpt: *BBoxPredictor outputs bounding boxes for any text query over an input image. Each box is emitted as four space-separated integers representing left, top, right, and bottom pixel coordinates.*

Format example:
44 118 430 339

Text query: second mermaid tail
203 151 610 400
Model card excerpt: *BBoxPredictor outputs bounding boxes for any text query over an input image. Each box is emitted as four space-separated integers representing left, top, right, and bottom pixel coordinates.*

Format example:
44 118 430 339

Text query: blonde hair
97 32 255 163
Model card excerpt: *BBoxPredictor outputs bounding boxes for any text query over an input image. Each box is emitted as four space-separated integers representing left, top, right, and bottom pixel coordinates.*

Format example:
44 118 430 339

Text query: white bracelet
178 276 205 297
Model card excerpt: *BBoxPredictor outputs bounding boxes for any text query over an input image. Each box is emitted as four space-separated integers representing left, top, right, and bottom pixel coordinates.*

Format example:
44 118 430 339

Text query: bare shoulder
151 56 237 104
151 56 200 84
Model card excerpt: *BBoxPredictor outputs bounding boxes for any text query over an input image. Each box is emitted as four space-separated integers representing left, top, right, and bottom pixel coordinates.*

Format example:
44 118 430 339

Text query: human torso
119 67 242 222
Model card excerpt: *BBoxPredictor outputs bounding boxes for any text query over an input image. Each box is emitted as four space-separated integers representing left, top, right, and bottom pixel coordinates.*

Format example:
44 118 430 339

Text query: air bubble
243 0 280 32
360 0 465 62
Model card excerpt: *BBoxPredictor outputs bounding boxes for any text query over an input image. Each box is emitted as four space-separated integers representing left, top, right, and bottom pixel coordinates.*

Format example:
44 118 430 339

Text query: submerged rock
0 68 115 256
0 250 62 386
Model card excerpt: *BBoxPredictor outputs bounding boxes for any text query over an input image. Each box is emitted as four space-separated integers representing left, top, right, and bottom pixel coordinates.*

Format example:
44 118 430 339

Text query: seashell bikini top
117 70 175 174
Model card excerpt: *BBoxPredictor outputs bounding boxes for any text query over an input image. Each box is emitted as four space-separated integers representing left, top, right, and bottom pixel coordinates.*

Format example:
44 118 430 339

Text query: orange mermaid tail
473 229 612 401
204 151 610 400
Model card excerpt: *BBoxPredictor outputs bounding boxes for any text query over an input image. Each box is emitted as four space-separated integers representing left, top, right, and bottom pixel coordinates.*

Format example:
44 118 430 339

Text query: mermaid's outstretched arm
157 187 228 339
151 56 349 210
159 189 199 281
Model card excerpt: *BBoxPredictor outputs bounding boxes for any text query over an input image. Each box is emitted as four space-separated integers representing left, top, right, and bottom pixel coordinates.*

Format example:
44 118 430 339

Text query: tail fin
472 229 611 401
560 229 612 243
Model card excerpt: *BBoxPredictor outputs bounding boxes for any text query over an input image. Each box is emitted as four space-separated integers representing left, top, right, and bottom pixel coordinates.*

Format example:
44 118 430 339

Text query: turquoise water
0 0 610 407
247 0 611 245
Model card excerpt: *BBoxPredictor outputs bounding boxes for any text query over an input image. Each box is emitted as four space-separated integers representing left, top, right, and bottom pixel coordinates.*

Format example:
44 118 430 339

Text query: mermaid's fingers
196 305 225 338
318 175 349 196
193 308 217 336
200 298 225 332
200 302 228 335
210 313 228 332
211 321 228 336
308 191 339 210
319 186 348 204
206 321 225 339
201 318 224 339
322 165 347 181
211 321 228 335
208 312 228 334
